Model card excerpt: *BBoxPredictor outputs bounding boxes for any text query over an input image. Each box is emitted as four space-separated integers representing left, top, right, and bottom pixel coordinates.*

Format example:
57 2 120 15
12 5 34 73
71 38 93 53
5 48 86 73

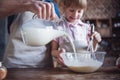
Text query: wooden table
4 66 120 80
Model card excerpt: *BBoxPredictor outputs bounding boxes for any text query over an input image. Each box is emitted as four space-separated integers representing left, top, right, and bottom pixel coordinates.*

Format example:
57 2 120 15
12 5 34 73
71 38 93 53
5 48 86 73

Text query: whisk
87 24 95 52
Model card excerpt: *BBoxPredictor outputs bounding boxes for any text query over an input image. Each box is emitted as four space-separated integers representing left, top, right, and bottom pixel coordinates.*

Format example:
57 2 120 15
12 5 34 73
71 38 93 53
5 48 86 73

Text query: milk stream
21 27 75 50
63 34 78 59
64 34 76 53
21 27 77 57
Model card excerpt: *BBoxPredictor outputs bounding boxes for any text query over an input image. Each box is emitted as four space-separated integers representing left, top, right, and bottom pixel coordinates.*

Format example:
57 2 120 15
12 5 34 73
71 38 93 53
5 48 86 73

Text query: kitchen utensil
20 19 67 46
60 51 106 73
87 24 95 52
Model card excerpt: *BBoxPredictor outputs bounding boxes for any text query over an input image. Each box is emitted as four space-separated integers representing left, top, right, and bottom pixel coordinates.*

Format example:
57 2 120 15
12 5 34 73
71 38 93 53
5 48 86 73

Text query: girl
51 0 101 67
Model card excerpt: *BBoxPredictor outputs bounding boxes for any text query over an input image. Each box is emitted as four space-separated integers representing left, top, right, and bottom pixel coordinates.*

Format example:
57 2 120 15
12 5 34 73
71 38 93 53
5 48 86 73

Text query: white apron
3 12 53 68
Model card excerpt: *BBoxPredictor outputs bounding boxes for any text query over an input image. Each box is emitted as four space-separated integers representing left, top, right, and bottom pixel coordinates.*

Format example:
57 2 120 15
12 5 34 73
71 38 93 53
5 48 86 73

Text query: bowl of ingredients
60 51 106 73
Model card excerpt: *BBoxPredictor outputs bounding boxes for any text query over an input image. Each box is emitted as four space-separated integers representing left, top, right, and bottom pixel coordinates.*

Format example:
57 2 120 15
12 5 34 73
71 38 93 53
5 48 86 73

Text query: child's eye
69 9 74 12
78 10 81 13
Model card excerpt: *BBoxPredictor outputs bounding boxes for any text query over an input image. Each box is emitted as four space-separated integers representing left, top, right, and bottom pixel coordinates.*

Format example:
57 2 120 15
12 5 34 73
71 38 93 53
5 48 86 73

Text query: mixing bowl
60 51 106 73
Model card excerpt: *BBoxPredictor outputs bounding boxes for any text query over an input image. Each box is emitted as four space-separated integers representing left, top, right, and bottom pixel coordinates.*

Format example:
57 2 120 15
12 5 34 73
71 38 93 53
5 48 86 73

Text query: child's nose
73 11 78 17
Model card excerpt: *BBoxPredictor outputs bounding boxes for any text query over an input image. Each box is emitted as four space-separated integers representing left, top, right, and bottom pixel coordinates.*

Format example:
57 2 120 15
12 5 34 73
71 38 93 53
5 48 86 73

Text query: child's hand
51 48 66 67
91 31 101 51
93 31 101 43
51 50 60 58
51 48 66 58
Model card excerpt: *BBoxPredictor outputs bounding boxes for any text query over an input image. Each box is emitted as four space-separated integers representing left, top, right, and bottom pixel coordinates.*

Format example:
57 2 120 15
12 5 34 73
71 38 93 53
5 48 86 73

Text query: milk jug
21 19 67 46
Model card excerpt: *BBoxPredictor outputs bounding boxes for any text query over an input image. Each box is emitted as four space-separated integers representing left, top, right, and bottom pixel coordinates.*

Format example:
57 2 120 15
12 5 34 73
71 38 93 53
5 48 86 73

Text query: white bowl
60 51 106 73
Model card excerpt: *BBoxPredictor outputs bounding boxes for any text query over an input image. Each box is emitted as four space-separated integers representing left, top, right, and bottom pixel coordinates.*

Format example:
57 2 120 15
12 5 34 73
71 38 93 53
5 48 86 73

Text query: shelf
112 18 120 28
84 19 97 28
84 18 111 38
112 18 120 37
96 19 110 28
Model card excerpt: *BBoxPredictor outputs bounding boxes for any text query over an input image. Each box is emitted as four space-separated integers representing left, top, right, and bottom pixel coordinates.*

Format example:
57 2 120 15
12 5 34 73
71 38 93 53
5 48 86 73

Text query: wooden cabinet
96 19 111 38
84 18 112 38
111 18 120 57
112 18 120 37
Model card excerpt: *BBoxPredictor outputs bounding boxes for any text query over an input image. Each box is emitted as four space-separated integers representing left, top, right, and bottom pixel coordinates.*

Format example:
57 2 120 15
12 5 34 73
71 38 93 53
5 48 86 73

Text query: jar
0 62 7 80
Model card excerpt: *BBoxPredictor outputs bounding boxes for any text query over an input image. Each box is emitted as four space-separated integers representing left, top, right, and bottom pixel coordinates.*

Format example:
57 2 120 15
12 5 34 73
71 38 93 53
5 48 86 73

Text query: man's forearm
0 0 34 18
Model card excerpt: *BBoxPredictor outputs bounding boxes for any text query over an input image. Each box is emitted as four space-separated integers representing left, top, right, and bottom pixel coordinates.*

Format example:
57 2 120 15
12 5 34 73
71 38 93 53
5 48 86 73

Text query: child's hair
58 0 87 14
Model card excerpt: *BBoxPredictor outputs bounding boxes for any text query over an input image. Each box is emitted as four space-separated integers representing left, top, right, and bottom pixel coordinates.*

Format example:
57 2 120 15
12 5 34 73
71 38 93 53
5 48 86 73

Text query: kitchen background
0 0 120 66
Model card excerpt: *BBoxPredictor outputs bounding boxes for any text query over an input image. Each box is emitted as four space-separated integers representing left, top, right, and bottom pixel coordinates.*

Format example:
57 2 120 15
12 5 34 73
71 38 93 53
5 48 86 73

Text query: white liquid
65 34 76 53
68 60 102 73
23 28 54 46
61 52 103 73
21 27 76 53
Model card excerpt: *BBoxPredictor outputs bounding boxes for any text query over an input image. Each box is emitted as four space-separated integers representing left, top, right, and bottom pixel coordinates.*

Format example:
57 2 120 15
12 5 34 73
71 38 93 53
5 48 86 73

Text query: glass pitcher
20 19 67 46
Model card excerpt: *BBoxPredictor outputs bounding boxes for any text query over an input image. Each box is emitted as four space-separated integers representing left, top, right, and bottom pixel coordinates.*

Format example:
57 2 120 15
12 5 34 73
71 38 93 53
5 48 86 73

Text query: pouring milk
21 19 104 73
21 19 76 53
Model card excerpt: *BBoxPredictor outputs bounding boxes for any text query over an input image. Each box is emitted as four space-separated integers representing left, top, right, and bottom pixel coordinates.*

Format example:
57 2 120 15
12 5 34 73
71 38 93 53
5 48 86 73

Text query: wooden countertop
4 66 120 80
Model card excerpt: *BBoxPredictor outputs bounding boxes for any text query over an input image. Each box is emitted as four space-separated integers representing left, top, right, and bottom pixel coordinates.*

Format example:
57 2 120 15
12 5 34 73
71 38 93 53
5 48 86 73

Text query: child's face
64 7 84 23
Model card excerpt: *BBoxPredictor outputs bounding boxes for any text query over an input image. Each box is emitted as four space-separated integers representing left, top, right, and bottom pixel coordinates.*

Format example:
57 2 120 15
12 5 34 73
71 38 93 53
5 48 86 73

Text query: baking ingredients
60 51 106 73
68 60 102 73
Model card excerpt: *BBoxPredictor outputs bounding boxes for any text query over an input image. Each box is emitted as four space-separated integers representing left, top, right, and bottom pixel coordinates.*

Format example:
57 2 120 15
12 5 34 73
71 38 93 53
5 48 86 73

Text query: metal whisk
87 24 95 52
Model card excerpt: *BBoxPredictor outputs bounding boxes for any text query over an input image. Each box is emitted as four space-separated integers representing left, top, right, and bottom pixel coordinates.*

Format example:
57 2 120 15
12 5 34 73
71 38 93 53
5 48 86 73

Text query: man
0 0 57 20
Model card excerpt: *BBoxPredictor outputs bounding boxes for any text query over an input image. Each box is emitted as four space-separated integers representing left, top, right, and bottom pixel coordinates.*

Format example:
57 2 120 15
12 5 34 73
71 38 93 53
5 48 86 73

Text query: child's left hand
93 31 102 43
